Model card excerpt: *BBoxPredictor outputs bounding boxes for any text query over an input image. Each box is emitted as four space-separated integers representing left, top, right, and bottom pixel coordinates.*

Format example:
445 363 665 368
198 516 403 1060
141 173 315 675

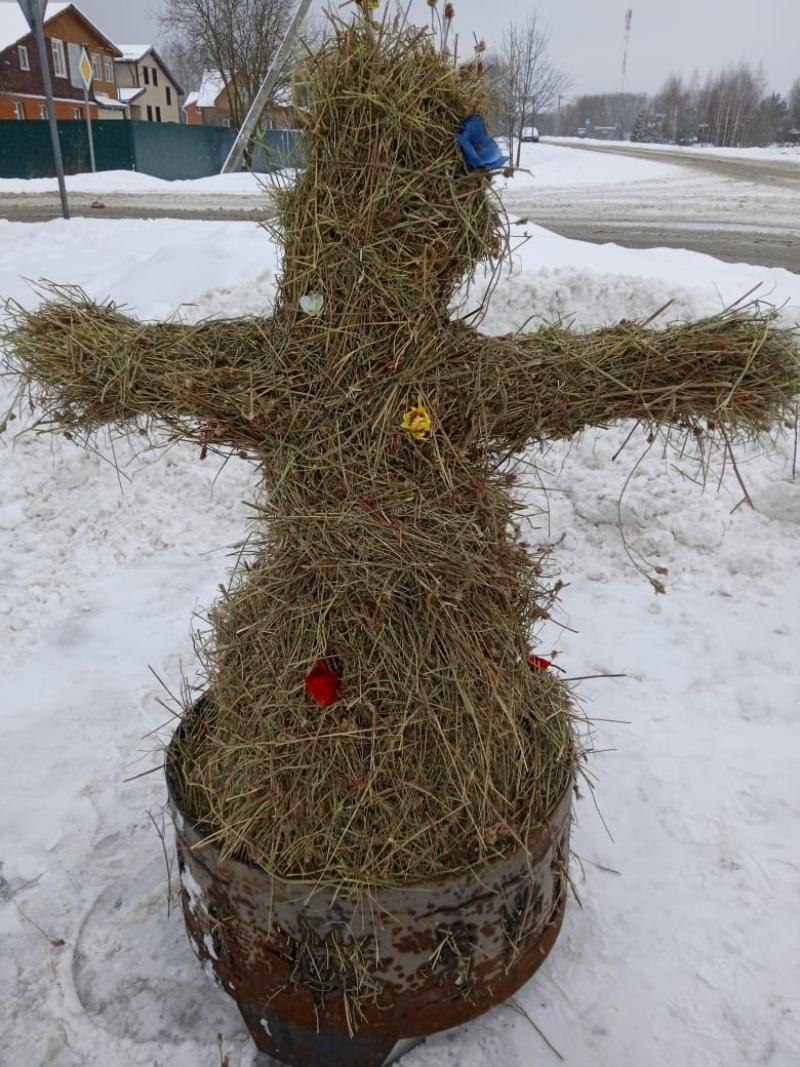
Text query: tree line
549 67 800 147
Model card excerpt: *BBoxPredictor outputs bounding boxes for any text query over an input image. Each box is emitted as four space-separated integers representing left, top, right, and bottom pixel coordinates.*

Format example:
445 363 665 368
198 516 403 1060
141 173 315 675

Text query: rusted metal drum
166 718 572 1067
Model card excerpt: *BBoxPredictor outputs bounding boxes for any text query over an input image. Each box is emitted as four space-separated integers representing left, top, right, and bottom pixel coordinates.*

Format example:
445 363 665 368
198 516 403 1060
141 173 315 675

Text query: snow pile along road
0 142 683 197
1 218 799 1067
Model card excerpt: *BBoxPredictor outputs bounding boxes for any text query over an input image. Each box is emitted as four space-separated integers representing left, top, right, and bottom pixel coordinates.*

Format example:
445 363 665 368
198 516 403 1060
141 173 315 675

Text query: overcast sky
79 0 798 96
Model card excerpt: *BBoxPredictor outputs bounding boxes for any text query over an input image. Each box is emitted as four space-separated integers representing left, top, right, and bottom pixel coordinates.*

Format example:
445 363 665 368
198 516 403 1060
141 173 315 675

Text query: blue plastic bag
456 115 508 171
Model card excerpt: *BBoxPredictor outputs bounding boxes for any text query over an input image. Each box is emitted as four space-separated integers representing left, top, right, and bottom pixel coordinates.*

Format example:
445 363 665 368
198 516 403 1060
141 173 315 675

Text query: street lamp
17 0 70 218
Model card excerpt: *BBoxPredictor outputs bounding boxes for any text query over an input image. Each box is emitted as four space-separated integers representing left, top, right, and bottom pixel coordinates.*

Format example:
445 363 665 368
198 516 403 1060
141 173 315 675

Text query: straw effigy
3 10 799 896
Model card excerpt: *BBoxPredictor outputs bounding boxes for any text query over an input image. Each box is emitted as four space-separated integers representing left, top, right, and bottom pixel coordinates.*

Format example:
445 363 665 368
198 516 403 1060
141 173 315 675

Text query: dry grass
3 11 798 891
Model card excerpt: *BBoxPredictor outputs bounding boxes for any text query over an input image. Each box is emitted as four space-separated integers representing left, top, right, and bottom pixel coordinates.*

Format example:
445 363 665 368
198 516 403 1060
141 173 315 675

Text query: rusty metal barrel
166 719 572 1067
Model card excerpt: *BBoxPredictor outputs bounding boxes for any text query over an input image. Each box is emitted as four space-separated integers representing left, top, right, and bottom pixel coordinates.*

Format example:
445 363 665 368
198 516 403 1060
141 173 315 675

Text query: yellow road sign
78 48 93 90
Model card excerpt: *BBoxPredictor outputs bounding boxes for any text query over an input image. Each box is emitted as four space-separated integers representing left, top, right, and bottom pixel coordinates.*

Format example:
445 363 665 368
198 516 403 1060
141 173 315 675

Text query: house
183 70 232 127
0 1 124 120
115 44 183 124
183 69 303 130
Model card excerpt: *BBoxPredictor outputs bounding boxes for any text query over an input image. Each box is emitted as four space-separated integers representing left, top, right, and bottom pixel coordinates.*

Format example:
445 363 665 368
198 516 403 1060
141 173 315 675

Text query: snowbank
0 170 281 197
498 141 684 189
2 217 798 325
0 141 682 197
1 218 799 1067
551 136 800 165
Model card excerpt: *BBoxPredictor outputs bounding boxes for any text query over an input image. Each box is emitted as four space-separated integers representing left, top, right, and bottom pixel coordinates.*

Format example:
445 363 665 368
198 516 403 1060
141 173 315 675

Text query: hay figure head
273 17 506 323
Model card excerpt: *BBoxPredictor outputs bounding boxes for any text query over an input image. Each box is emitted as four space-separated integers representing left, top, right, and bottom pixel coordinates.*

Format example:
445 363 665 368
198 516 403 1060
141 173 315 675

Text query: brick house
183 70 302 130
0 1 123 120
183 70 233 127
115 44 184 124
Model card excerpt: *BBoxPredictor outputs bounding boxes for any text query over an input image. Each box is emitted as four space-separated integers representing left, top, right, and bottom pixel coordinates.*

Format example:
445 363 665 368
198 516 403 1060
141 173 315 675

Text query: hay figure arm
470 312 800 451
2 295 288 453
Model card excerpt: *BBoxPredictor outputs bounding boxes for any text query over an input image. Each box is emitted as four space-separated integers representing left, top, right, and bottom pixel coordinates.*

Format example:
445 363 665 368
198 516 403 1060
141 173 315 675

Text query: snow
551 136 800 165
95 92 126 112
117 86 145 105
197 70 226 110
118 44 151 63
498 141 685 189
0 142 681 196
1 210 799 1067
0 170 280 195
0 1 70 52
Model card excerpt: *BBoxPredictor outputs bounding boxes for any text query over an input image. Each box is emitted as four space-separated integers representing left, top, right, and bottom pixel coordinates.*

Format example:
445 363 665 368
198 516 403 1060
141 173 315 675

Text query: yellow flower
401 401 432 442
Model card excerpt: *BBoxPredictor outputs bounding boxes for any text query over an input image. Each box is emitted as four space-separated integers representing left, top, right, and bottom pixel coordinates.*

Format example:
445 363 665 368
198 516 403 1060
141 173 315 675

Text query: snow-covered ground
0 142 683 197
550 136 800 164
0 140 794 202
1 215 799 1067
0 169 281 196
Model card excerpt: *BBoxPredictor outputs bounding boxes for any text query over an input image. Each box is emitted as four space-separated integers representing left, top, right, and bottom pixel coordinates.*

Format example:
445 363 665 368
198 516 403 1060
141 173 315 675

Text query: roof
0 2 121 56
94 92 126 110
117 44 151 62
183 91 199 110
0 1 69 52
117 86 145 104
197 69 227 109
115 43 185 96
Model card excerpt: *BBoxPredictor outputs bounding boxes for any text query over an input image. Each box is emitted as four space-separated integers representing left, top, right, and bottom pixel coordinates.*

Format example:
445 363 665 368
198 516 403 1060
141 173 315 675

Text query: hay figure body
4 14 799 901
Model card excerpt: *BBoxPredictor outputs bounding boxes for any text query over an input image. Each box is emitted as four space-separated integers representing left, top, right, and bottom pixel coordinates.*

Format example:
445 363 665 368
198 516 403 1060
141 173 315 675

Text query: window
91 54 101 80
153 67 158 87
13 101 24 120
51 38 67 78
166 86 172 107
143 66 149 85
40 104 48 119
104 56 114 83
146 104 153 121
156 106 162 122
73 106 81 119
18 44 30 71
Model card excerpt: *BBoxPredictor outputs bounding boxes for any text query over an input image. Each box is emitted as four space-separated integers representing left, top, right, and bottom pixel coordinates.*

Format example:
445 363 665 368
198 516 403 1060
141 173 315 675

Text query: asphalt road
539 139 800 189
511 141 800 272
1 143 797 270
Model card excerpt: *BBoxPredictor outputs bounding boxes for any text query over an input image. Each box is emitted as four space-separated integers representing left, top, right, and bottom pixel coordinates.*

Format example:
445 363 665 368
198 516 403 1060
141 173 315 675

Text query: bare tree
160 0 299 129
493 14 569 166
162 35 208 98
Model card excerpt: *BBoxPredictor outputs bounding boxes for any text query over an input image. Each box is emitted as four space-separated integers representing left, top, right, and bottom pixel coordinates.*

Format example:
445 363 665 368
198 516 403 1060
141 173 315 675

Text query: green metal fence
0 120 303 180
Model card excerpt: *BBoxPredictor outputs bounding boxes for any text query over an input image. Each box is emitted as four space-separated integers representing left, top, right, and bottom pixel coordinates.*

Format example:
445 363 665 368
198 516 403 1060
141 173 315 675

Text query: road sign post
17 0 70 218
78 47 97 173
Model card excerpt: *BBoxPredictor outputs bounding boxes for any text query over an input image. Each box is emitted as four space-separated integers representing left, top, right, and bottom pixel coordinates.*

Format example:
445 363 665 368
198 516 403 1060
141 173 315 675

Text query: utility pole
78 47 97 172
621 8 633 93
222 0 313 174
620 8 634 140
18 0 70 218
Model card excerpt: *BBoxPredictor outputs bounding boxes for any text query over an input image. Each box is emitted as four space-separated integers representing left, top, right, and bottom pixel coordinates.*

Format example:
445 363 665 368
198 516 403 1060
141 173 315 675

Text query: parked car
520 126 540 143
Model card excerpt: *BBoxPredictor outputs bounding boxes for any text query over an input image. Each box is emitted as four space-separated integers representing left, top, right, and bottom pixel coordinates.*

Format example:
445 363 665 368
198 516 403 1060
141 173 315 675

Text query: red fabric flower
528 654 552 672
304 660 340 705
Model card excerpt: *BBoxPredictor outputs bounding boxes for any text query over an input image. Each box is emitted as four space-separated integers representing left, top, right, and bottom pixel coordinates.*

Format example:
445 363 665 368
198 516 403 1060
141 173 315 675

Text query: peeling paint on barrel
166 716 572 1067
